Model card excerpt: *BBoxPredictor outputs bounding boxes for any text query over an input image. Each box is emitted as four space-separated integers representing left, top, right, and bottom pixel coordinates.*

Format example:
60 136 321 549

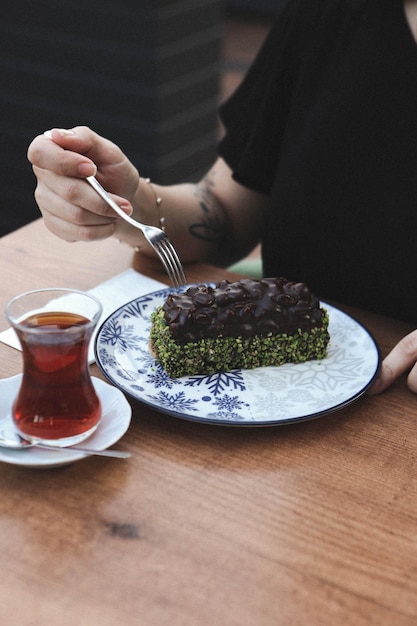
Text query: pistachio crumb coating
149 278 330 379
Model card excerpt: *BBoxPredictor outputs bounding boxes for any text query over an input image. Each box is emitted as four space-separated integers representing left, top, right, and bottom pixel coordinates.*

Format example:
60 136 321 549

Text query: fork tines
155 239 187 288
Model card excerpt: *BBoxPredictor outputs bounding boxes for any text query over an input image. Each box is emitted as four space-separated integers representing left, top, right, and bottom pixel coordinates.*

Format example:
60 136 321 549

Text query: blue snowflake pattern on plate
185 370 246 396
206 394 251 422
94 287 380 426
99 317 143 352
148 390 199 413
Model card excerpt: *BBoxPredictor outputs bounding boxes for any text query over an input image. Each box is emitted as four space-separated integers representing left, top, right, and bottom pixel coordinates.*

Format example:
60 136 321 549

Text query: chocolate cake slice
150 278 330 378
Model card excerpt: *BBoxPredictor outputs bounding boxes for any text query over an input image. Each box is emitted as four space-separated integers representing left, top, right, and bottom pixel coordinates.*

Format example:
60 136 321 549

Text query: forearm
116 158 267 266
116 171 233 265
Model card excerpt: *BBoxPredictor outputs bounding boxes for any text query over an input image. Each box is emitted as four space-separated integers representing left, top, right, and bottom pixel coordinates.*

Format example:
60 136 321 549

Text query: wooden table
0 219 416 626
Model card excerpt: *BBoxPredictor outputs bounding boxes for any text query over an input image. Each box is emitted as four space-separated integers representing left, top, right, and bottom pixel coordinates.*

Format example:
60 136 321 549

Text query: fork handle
86 176 143 229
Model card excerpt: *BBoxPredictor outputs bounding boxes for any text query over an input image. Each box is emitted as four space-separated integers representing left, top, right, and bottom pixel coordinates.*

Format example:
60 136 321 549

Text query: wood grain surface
0 219 416 626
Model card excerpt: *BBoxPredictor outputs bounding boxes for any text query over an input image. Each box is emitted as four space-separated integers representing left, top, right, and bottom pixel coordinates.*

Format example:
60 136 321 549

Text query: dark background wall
0 0 222 236
226 0 287 16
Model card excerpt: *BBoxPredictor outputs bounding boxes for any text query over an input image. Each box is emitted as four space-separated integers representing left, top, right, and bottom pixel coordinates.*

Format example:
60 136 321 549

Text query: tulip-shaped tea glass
6 288 103 446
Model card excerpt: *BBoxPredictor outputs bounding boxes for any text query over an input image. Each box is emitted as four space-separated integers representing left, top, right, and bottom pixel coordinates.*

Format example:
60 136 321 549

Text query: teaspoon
0 428 130 458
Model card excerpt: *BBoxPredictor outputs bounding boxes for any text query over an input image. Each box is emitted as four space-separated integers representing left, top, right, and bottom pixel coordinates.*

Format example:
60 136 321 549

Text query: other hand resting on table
368 329 417 395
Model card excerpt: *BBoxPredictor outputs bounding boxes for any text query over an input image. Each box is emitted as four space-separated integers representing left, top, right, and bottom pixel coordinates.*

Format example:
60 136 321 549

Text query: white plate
94 286 380 426
0 376 131 467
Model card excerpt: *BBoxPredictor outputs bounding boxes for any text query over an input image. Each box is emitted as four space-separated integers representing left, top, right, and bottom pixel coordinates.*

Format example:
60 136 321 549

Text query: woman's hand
369 328 417 394
27 127 140 242
28 129 267 263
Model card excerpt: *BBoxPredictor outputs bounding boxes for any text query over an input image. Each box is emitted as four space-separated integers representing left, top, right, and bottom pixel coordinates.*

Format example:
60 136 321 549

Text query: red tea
12 311 101 441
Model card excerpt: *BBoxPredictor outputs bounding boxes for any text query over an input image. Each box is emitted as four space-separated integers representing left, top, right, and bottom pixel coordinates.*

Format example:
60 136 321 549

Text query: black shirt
218 0 417 323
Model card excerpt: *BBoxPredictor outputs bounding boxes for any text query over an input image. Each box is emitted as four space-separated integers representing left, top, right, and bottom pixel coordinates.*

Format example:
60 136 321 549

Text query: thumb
42 128 97 177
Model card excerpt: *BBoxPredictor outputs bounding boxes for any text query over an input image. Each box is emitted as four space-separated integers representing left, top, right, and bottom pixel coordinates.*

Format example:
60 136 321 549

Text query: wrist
114 176 166 253
143 178 165 231
131 176 165 230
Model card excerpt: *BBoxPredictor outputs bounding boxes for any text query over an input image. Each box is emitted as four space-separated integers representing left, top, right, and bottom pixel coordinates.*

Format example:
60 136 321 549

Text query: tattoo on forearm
189 171 224 243
189 203 222 242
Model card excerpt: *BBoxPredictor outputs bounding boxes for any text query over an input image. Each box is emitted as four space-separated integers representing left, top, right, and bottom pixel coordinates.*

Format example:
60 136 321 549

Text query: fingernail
119 202 133 216
44 128 76 139
78 162 97 177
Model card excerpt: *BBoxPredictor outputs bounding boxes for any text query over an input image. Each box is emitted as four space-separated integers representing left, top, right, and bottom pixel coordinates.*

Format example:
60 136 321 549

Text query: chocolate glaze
161 278 326 343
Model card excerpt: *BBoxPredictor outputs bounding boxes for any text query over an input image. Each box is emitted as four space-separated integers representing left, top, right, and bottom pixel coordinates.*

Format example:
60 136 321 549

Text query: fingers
29 126 139 198
407 361 417 393
40 208 117 243
32 164 132 242
28 127 98 178
368 328 417 395
34 178 115 241
28 126 139 244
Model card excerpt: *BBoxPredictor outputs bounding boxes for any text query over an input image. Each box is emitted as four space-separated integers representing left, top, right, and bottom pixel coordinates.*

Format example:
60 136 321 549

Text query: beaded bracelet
144 177 165 231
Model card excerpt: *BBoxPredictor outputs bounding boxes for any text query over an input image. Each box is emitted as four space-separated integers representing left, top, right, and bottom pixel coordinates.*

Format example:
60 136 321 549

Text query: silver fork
86 176 187 287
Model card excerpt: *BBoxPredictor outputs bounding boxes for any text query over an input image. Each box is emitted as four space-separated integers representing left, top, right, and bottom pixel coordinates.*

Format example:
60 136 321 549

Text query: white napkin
0 268 166 363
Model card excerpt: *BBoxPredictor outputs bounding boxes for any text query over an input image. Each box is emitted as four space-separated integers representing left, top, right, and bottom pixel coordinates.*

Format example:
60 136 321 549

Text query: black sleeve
217 0 354 194
217 0 311 194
